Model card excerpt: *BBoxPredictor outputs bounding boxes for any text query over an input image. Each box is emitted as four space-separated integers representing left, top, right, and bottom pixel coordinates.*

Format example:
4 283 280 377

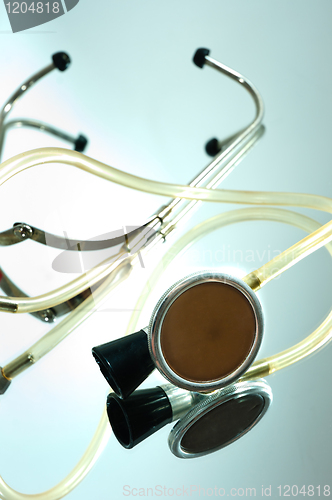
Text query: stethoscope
0 48 332 499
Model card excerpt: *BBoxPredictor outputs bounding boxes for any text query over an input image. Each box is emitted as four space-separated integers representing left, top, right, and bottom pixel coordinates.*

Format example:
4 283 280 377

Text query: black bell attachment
107 387 173 449
92 329 155 399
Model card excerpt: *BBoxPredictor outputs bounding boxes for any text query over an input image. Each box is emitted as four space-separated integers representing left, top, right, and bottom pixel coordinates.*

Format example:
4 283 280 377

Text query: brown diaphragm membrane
160 282 257 382
181 394 265 454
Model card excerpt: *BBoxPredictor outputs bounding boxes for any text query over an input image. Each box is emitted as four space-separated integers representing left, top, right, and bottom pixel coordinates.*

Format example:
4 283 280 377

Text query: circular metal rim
148 270 264 393
168 379 272 459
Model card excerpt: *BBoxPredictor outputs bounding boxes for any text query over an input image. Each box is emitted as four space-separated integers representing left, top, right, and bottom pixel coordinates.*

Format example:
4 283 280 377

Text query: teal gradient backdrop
0 1 331 499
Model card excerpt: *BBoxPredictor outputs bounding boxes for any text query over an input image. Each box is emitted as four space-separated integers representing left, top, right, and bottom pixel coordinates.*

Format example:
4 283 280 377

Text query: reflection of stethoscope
0 48 332 498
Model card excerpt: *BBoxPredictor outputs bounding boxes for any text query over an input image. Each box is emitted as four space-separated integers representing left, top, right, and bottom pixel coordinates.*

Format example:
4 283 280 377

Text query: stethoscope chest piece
149 271 264 392
168 379 272 459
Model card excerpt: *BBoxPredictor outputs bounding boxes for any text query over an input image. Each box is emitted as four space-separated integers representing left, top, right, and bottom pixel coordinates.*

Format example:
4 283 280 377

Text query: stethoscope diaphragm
149 271 264 392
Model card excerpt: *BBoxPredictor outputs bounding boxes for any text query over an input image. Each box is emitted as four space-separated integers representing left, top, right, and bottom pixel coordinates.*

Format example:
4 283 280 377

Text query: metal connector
0 367 11 395
3 353 35 379
162 384 207 421
0 298 18 312
243 272 262 292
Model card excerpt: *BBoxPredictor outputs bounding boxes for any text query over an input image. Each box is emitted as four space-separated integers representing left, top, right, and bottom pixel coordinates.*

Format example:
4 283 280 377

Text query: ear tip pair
52 48 210 73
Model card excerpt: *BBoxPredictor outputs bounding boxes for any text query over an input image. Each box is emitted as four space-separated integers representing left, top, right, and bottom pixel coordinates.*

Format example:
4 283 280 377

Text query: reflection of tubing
2 259 133 381
5 119 87 151
0 235 136 314
0 222 148 322
1 207 332 500
1 119 87 160
0 268 111 324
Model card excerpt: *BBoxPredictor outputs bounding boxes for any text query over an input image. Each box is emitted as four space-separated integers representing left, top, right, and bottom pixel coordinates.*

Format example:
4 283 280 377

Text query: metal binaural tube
0 63 55 156
157 49 264 227
0 52 71 160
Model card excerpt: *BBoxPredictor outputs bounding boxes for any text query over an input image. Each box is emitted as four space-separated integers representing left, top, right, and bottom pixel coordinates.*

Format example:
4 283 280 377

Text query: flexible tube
127 207 332 379
0 64 55 159
3 259 133 379
0 147 332 314
0 247 129 314
1 207 331 500
126 207 332 370
3 120 76 147
244 219 332 290
1 148 332 214
0 262 133 498
2 54 330 500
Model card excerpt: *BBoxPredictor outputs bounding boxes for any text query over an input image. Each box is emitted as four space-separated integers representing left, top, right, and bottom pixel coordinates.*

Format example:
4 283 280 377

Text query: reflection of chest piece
92 272 269 458
106 379 272 457
168 380 272 458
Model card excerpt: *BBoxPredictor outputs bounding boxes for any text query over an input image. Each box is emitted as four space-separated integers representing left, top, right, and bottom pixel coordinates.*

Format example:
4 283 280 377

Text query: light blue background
0 1 331 499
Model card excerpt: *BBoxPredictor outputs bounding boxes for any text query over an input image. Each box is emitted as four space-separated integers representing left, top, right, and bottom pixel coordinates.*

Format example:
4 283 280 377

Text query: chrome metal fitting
13 223 34 240
161 384 206 421
0 367 11 395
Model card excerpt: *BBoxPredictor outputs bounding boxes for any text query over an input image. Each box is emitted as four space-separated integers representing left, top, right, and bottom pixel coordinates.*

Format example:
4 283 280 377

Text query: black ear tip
107 388 173 449
74 134 88 152
52 52 71 71
92 330 155 400
92 347 124 398
107 395 134 448
205 138 222 157
193 48 210 68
